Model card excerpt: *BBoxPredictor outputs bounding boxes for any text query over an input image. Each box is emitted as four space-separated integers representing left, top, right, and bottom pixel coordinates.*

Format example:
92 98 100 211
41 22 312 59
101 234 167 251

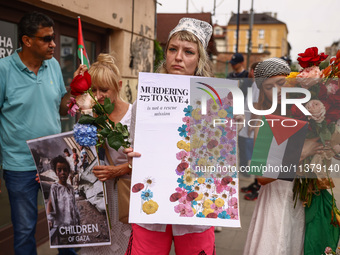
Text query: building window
214 27 222 36
233 44 237 53
234 31 237 39
258 43 264 53
246 30 250 39
259 29 265 39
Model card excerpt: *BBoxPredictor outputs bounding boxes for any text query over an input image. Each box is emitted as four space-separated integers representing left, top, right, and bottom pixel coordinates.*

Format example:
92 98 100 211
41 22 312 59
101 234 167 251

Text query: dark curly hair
50 155 70 173
18 11 54 45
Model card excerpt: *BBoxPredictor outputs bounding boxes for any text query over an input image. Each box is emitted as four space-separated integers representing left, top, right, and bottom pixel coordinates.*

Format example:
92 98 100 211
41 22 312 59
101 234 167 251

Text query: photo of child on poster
27 131 111 248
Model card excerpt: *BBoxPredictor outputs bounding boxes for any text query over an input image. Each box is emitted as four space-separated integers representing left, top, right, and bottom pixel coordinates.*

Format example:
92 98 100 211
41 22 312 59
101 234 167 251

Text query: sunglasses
31 34 55 43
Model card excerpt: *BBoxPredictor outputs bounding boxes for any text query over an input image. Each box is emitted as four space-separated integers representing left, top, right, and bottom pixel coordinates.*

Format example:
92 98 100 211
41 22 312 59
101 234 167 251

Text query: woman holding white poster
124 18 216 255
80 53 133 255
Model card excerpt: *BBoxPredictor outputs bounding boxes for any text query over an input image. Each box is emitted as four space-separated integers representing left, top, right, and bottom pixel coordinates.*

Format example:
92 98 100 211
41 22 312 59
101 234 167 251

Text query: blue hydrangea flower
218 211 231 219
196 171 205 177
177 177 188 189
205 177 214 184
141 189 153 201
73 123 98 146
178 124 188 137
183 105 193 116
196 212 205 218
221 128 227 137
226 106 233 118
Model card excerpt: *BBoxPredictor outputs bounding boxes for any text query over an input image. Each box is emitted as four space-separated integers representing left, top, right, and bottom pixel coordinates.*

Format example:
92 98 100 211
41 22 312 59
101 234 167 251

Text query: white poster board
130 72 241 228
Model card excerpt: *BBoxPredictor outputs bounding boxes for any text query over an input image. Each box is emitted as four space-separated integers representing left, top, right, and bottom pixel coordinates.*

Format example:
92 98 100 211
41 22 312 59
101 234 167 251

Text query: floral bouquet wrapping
286 47 340 226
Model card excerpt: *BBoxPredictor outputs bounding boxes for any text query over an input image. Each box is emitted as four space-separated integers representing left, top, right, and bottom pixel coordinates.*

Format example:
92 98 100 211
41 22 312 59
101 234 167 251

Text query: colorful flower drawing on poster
132 177 159 215
170 93 239 220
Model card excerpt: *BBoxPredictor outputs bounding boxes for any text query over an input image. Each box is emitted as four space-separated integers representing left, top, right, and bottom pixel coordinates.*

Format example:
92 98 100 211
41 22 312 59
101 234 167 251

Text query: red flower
297 47 328 68
290 104 307 121
70 71 91 96
324 103 340 124
318 83 328 100
328 90 340 108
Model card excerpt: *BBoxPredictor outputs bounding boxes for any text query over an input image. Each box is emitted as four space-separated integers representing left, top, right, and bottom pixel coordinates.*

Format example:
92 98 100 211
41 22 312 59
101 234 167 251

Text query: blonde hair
156 31 213 77
89 53 121 98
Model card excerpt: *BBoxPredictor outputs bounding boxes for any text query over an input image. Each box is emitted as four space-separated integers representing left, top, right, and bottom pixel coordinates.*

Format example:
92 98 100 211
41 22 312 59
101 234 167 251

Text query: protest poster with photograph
27 131 111 248
130 72 241 228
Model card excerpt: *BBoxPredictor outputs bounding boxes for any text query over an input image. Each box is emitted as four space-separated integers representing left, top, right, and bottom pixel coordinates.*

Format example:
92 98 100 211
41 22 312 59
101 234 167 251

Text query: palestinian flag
77 16 90 69
249 114 308 180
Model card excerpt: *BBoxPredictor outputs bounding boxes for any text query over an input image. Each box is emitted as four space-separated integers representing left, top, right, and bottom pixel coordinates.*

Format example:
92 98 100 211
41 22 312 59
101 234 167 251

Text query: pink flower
226 207 238 219
227 186 236 195
222 96 233 106
76 93 95 114
224 143 233 153
176 151 189 161
211 204 223 214
67 97 79 117
182 116 191 124
324 247 333 254
228 197 238 208
175 187 187 197
297 66 322 89
305 100 326 123
226 154 236 166
226 130 236 140
326 81 339 95
174 204 194 217
215 180 226 193
179 196 191 204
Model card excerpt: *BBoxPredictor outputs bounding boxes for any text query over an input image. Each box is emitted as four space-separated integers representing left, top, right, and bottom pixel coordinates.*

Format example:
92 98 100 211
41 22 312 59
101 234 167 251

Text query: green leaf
115 122 124 133
107 131 124 151
103 98 115 114
93 104 104 115
78 114 96 124
319 127 332 144
94 115 108 126
98 127 111 137
122 125 129 137
329 122 335 135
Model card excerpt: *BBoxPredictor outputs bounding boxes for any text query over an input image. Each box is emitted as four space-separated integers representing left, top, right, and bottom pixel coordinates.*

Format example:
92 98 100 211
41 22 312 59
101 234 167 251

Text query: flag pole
80 48 83 65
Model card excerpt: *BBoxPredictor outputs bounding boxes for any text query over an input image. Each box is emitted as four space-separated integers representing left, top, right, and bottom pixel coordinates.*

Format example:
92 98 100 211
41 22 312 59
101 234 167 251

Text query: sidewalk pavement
38 176 340 255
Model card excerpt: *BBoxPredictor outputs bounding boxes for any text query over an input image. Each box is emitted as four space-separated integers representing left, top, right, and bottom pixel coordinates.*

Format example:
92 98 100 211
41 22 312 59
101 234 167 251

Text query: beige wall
21 0 156 103
227 23 288 58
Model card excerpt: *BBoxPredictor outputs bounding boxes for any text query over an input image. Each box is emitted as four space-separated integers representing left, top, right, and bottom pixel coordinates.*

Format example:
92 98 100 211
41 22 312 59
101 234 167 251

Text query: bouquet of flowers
67 71 130 151
67 71 130 228
287 47 340 226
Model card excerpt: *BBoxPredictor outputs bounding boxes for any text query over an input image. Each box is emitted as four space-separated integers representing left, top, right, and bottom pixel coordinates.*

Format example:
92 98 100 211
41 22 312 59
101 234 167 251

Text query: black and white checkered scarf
254 58 291 88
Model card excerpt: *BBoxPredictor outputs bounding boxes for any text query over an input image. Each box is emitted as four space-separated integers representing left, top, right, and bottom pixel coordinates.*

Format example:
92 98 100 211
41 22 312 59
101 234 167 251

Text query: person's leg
3 170 40 255
173 227 215 255
244 137 254 165
125 224 172 255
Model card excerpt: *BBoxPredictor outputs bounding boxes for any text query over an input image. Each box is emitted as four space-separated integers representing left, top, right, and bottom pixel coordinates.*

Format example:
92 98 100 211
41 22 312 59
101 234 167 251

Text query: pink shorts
125 224 215 255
